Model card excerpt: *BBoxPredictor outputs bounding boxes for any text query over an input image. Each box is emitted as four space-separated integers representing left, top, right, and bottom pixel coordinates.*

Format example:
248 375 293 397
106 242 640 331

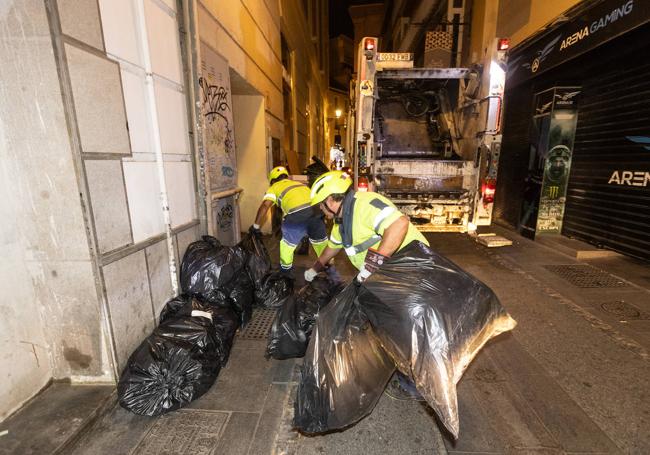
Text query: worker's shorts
281 208 327 247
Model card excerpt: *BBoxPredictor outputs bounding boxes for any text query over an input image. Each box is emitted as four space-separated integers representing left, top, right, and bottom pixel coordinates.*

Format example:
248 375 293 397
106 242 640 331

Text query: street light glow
335 109 342 118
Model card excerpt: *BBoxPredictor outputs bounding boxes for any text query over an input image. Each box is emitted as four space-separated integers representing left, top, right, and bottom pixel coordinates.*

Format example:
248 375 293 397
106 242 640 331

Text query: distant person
250 166 328 275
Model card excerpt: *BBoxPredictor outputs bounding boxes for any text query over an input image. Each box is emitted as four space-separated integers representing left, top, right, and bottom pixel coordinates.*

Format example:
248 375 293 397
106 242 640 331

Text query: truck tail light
482 179 496 204
358 177 369 192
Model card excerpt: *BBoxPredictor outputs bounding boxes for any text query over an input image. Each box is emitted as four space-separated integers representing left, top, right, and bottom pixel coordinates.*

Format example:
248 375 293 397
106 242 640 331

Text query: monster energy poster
519 87 580 238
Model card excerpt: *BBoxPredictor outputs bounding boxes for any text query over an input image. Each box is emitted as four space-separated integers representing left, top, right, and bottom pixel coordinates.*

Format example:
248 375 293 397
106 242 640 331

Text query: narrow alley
2 228 649 454
2 0 649 454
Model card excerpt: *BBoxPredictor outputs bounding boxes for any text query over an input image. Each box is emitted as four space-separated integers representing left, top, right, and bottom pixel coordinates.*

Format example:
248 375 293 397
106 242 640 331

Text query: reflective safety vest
328 191 429 270
263 179 311 216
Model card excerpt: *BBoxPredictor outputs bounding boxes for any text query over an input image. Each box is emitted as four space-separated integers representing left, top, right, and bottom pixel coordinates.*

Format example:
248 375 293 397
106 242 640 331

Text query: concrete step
535 234 622 260
0 382 115 455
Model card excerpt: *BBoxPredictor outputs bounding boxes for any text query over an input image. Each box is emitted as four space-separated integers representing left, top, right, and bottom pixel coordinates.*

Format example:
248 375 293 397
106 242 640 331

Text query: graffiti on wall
212 195 238 245
218 202 234 231
200 43 237 191
199 78 235 157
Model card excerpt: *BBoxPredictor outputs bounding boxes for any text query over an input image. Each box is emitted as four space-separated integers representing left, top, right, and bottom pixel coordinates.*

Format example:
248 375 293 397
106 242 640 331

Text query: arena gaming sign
607 136 650 187
507 0 650 87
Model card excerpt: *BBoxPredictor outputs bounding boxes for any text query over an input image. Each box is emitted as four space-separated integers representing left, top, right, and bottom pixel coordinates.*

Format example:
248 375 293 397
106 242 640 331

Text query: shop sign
507 0 650 87
607 136 650 187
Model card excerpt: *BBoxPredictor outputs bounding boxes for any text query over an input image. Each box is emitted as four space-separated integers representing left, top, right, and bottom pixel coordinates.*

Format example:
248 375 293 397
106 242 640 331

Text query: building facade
0 0 330 421
495 0 650 261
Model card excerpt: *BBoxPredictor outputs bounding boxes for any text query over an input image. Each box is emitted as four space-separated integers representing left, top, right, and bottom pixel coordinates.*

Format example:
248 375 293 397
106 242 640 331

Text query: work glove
304 260 325 282
355 248 389 284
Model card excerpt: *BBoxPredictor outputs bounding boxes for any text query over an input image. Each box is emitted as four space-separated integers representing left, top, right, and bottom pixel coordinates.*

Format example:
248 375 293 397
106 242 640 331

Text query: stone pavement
2 228 649 454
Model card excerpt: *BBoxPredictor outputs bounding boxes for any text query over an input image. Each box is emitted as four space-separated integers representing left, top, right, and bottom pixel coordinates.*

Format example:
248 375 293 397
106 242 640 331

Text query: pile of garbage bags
239 233 293 308
119 233 292 416
293 241 516 438
266 273 343 359
118 295 238 416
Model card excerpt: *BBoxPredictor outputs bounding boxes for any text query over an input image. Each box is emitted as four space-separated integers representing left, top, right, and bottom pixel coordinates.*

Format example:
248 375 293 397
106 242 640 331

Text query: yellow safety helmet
268 166 289 183
310 171 352 206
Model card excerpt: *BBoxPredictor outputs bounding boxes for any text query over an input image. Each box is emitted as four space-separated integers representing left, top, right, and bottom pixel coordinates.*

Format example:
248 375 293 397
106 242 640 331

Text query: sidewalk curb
491 223 650 295
54 389 117 454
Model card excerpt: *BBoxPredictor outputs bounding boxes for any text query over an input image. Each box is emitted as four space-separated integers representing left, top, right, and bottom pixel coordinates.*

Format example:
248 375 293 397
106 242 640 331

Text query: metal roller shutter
494 84 534 228
563 47 650 261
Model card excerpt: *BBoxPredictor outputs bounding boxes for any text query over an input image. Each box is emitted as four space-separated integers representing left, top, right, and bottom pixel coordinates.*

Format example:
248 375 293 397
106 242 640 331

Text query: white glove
355 266 372 283
304 268 318 282
253 223 260 230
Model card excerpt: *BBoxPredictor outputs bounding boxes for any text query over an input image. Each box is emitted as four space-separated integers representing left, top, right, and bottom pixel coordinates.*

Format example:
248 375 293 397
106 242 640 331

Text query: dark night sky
329 0 354 38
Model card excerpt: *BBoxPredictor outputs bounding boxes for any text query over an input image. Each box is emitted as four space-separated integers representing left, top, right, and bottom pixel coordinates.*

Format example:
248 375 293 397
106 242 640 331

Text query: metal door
198 42 241 245
563 42 650 260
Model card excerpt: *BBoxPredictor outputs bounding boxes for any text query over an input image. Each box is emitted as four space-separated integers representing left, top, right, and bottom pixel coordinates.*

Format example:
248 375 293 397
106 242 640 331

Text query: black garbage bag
265 295 305 359
224 271 254 327
293 285 395 432
254 271 294 309
180 236 247 304
158 295 239 364
294 242 516 437
159 293 229 323
118 297 236 416
297 273 343 332
304 156 330 186
239 233 271 291
266 274 343 359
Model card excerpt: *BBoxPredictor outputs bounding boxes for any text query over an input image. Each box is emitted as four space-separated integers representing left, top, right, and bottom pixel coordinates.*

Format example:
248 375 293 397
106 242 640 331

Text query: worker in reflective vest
304 170 429 283
251 166 328 274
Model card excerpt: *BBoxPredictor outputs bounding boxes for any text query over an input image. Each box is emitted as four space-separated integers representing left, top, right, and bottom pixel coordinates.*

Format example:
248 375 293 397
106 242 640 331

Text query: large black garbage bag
224 271 254 327
118 297 236 416
266 274 343 359
239 233 271 291
304 156 330 186
294 242 516 437
293 285 395 432
158 295 239 364
180 236 247 304
357 241 516 437
254 271 293 309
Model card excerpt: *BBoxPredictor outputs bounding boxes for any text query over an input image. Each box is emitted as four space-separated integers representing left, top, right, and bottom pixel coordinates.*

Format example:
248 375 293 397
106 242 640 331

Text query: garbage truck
350 37 506 232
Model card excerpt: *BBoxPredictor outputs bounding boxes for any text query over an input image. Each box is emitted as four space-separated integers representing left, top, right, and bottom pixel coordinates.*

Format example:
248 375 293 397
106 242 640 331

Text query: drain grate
601 301 649 320
543 264 629 288
133 410 228 454
238 308 277 339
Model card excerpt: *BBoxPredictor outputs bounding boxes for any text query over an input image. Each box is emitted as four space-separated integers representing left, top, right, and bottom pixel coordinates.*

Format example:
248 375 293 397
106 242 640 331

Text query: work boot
384 373 425 401
280 267 295 279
